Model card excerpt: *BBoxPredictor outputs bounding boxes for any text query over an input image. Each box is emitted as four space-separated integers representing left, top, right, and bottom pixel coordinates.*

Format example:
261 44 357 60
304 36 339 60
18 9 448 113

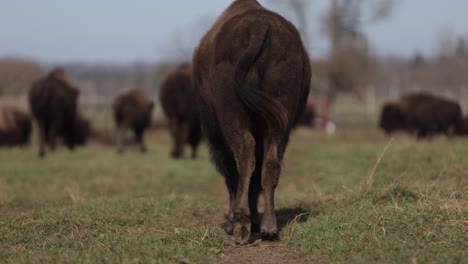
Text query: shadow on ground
246 206 318 242
275 206 318 231
220 206 319 244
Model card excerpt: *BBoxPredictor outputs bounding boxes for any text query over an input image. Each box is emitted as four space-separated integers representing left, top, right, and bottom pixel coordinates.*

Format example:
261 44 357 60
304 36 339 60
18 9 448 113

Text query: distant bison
159 63 202 159
459 117 468 135
113 89 154 153
29 67 90 157
0 107 32 147
379 103 406 134
295 101 337 134
295 103 316 127
380 93 463 138
193 0 311 244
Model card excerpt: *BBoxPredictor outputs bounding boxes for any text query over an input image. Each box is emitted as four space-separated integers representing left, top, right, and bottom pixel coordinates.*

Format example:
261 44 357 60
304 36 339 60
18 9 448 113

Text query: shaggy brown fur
113 89 154 153
380 93 463 138
193 0 311 244
159 63 202 159
0 107 32 147
29 67 89 157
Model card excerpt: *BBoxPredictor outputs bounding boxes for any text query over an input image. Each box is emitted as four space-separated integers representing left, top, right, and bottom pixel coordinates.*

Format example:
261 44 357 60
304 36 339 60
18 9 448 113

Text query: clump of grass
361 137 394 194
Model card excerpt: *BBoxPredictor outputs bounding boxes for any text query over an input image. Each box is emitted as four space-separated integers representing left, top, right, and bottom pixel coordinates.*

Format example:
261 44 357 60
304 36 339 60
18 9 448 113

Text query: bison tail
233 23 289 132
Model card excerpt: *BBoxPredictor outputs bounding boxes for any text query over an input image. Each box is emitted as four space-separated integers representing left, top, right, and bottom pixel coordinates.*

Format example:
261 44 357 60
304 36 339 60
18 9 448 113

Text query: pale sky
0 0 467 63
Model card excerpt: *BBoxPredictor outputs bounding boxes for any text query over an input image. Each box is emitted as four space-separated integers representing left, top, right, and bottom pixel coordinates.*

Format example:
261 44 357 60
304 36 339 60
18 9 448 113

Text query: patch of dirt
209 181 312 264
216 240 307 264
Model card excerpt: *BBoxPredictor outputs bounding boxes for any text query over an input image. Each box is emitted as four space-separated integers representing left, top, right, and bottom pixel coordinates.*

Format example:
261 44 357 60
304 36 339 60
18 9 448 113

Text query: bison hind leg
116 126 126 154
260 132 292 241
210 143 238 236
188 121 202 159
230 132 256 245
134 126 147 153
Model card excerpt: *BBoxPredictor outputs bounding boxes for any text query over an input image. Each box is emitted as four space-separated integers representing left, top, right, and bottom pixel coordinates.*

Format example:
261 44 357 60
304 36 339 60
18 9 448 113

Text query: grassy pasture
0 98 467 263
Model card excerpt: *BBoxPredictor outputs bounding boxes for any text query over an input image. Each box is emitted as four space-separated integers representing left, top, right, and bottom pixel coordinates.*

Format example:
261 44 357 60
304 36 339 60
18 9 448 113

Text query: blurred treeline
0 0 467 116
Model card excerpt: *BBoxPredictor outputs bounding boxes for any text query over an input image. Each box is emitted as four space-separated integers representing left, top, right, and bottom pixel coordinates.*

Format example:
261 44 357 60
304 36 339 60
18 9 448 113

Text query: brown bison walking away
380 93 463 139
113 89 154 153
29 68 90 157
159 63 202 159
0 107 32 147
193 0 311 244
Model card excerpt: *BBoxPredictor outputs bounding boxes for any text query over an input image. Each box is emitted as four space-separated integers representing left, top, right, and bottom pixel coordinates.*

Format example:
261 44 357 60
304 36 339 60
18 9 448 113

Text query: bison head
64 115 90 149
380 103 405 134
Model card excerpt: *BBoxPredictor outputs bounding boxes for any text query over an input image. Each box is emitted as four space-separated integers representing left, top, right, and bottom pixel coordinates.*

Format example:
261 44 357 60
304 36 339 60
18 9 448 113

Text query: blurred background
1 0 467 129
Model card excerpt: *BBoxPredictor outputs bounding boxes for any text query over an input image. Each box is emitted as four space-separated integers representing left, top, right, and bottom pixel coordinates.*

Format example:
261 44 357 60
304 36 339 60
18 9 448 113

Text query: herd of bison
1 0 468 245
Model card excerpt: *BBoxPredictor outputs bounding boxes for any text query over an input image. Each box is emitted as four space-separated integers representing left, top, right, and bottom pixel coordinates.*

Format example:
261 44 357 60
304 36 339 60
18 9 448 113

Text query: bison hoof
38 151 46 158
233 208 251 245
261 231 279 241
221 221 234 235
234 224 250 245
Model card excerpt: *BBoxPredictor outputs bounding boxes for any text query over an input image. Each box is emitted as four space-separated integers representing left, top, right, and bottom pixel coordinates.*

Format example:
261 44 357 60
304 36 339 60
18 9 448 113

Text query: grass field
0 124 467 263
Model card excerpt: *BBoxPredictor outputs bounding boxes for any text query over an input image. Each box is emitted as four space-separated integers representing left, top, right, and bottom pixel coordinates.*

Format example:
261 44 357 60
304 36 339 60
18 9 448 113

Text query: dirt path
216 240 308 264
209 182 310 264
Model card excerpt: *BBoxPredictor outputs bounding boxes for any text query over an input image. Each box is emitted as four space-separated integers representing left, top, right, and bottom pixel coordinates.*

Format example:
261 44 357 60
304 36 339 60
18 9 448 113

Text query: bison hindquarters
193 2 311 245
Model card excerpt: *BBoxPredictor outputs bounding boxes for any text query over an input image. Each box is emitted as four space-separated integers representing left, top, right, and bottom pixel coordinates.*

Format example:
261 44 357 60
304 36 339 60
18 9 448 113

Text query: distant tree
455 37 467 58
0 58 43 97
160 16 214 62
268 0 313 49
322 0 398 99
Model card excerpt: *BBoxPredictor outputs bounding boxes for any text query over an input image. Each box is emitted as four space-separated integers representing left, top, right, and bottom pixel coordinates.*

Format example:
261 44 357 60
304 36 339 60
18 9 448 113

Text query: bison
459 117 468 135
0 107 32 147
380 93 463 138
295 103 316 127
379 103 406 134
113 89 154 154
193 0 311 244
159 63 202 159
29 67 90 157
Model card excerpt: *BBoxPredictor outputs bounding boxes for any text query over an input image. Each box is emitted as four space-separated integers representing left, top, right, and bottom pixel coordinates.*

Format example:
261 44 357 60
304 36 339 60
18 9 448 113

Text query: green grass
0 128 467 263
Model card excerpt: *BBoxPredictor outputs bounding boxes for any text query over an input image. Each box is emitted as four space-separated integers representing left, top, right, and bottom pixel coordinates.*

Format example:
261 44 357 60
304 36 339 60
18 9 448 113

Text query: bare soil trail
209 182 312 264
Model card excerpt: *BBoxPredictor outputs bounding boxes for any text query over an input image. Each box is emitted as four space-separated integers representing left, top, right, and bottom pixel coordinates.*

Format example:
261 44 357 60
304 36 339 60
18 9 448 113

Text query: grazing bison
193 0 311 244
459 117 468 135
380 93 463 138
295 103 316 127
159 63 202 159
0 107 32 147
379 103 406 134
113 89 154 153
29 67 90 157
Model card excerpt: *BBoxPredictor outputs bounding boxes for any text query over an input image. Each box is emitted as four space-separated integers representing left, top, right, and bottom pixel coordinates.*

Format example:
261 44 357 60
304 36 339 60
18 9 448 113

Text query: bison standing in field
159 63 202 159
113 89 154 154
380 103 406 134
380 93 463 138
459 117 468 135
295 103 316 127
193 0 311 244
29 67 90 157
0 107 32 147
